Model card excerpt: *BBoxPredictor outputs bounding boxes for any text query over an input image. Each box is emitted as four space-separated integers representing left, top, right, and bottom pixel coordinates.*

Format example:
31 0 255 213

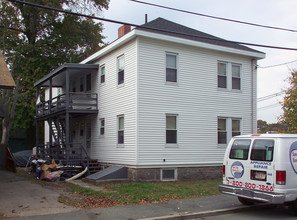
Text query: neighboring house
34 18 265 181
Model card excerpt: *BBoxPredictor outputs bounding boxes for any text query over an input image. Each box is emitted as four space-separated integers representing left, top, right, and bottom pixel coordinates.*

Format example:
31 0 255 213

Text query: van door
225 139 252 188
248 139 275 192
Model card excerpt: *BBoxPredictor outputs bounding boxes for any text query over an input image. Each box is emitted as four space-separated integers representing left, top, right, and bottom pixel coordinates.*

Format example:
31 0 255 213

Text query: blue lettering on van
254 165 268 169
289 141 297 174
250 161 271 166
231 161 244 178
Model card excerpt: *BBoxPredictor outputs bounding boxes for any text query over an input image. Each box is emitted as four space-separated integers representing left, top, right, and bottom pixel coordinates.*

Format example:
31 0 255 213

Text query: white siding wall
90 39 138 165
137 37 256 167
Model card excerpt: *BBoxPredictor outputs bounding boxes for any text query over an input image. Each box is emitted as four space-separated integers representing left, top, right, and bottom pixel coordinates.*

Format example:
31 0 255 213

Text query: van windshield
229 139 251 160
251 139 274 162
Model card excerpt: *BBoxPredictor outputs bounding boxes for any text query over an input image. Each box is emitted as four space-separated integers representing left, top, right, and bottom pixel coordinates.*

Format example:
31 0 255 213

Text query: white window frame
166 53 178 83
100 65 105 84
218 61 241 91
117 55 125 85
161 168 177 181
100 118 105 136
117 115 124 146
166 114 178 146
218 117 241 146
218 62 227 89
231 64 241 90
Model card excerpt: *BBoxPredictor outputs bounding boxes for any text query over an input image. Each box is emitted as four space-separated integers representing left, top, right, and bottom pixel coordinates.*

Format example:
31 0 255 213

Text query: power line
258 103 280 111
258 91 286 102
6 0 297 51
131 0 297 33
258 59 297 68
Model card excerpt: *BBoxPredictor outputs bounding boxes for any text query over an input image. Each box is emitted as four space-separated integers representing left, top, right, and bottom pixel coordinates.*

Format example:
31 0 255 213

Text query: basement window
161 168 177 181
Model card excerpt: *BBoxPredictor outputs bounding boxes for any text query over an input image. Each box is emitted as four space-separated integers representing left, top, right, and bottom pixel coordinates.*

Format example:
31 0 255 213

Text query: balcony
36 92 98 118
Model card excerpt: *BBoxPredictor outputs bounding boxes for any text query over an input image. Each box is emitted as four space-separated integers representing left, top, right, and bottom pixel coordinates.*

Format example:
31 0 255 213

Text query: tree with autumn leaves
0 0 109 148
280 70 297 133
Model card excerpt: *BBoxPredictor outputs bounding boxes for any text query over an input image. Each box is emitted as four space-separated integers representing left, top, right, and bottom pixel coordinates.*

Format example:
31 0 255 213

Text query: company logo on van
290 141 297 174
231 161 244 178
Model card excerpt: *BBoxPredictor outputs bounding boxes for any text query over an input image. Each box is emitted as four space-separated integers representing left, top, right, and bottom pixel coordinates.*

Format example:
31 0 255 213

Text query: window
86 74 91 91
100 65 105 84
117 55 124 85
100 118 105 135
218 62 227 88
218 117 241 145
86 122 91 148
218 61 241 90
232 119 241 137
118 115 124 144
251 139 274 162
80 77 84 92
71 81 76 92
166 115 177 144
229 139 251 160
232 64 241 90
218 118 227 144
166 54 177 82
161 169 177 181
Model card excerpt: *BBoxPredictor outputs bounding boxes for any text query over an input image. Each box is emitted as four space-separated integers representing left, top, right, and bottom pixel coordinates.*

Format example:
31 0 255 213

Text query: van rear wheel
238 197 255 205
290 200 297 216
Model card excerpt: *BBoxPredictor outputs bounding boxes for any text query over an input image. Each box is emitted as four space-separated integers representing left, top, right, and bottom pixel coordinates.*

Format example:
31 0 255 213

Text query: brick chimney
118 25 131 38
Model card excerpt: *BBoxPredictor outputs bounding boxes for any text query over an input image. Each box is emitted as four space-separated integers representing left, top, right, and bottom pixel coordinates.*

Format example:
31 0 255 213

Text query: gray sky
98 0 297 123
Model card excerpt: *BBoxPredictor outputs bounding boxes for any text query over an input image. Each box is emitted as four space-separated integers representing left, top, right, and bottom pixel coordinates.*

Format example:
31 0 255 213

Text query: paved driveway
0 170 78 218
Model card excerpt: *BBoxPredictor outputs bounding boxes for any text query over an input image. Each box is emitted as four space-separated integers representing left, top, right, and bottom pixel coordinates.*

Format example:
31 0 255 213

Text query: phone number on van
227 180 274 192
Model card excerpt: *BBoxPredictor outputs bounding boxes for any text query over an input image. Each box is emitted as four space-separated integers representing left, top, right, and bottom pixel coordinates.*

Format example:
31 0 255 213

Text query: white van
219 134 297 214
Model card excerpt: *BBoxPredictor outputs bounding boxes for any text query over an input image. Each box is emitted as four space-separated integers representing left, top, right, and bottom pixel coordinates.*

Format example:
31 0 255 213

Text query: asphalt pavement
0 169 246 220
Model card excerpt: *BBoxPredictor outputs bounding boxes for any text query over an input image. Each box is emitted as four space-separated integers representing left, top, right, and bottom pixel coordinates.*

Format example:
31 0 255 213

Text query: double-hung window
218 62 227 88
218 118 241 145
117 55 124 85
100 65 105 84
232 119 241 137
218 118 227 144
232 64 241 90
218 61 241 91
118 115 124 144
100 118 105 135
166 53 177 82
166 114 177 144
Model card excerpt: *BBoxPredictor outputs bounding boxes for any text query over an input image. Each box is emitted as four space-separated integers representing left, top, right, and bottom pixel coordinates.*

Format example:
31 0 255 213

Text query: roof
137 17 264 54
81 17 264 64
34 63 98 87
234 134 297 138
0 51 16 89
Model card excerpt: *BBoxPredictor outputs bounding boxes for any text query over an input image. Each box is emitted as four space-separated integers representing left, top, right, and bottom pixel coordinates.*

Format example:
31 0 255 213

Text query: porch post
36 87 40 148
65 69 70 163
49 79 52 113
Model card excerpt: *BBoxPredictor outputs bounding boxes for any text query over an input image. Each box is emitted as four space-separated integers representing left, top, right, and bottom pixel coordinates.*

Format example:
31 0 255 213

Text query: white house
35 18 265 181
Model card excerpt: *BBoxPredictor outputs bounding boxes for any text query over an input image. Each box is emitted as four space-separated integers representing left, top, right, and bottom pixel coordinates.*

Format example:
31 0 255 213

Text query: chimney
118 25 131 38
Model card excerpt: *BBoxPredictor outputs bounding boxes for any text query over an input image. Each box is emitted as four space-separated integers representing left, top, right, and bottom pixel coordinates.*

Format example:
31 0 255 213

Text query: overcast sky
98 0 297 123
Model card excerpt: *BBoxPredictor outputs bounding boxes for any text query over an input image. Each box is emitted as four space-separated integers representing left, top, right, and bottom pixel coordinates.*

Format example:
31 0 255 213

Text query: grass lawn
67 178 222 208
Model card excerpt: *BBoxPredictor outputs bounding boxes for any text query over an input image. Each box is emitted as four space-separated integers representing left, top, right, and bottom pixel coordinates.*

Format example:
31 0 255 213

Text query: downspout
251 59 254 134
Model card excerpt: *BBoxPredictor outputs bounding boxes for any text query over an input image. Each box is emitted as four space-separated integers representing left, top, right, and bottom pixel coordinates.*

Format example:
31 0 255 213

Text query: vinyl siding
137 37 256 166
90 39 138 165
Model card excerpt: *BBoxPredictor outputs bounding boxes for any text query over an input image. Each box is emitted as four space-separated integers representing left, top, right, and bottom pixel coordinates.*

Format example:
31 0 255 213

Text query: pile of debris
13 149 87 181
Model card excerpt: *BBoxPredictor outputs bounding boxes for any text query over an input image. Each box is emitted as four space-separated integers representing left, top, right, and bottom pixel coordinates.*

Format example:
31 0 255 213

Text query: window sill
100 82 105 86
217 88 242 93
117 144 125 148
217 144 227 148
165 81 178 86
165 144 179 148
117 83 125 88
